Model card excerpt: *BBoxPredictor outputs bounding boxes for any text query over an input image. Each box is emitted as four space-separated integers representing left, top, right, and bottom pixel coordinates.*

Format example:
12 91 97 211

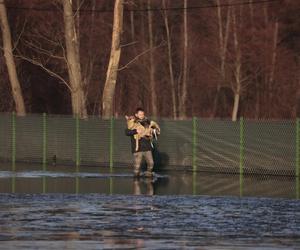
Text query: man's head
135 107 145 120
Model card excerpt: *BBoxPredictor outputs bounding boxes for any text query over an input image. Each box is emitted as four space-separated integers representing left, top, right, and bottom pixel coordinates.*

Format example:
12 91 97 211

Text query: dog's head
125 115 136 121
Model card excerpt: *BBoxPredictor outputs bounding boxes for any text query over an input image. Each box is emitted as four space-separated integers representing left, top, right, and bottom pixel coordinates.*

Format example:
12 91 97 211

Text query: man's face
135 111 145 120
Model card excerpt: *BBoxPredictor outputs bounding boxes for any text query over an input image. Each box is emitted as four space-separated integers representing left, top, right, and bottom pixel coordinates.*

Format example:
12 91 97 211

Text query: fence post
110 116 114 172
239 117 245 174
296 118 300 177
192 117 197 195
12 112 16 171
75 115 80 194
192 117 197 172
297 176 299 200
296 118 300 199
43 113 47 170
76 114 80 169
239 117 244 197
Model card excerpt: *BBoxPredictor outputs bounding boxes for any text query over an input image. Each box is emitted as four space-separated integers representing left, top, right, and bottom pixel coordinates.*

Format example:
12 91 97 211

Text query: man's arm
125 129 137 136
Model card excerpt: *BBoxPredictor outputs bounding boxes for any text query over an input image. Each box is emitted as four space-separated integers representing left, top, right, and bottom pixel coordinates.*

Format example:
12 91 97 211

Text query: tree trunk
102 0 123 118
295 57 300 118
212 1 230 117
179 0 188 118
76 0 80 55
231 6 242 122
62 0 87 118
140 1 148 111
263 4 269 117
296 80 300 118
254 73 260 119
85 0 97 114
147 0 157 117
0 0 26 115
130 10 135 41
269 21 278 116
249 0 260 119
232 93 240 122
162 0 177 118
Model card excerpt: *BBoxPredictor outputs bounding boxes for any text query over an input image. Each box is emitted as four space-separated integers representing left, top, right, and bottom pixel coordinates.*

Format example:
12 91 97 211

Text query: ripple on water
0 194 299 249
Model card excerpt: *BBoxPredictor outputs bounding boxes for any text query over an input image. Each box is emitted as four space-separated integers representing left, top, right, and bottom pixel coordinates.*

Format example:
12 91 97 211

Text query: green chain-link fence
0 112 299 177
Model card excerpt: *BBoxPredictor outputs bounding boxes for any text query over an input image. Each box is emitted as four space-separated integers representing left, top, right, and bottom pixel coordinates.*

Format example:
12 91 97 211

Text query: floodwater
0 163 300 249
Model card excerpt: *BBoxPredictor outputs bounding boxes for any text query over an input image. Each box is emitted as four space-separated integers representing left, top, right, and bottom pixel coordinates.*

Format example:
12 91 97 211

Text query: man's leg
144 151 154 177
133 152 143 176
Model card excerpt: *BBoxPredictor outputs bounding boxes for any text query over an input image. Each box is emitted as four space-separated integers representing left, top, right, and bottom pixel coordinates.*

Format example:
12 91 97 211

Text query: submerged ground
0 165 299 249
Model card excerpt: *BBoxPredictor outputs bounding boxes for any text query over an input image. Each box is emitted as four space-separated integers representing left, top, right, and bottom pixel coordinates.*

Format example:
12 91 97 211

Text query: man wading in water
125 108 160 178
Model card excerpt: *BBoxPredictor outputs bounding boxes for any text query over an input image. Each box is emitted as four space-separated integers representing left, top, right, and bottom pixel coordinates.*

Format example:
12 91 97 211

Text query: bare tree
13 0 91 118
84 0 97 114
62 0 87 118
0 0 26 115
130 10 135 42
162 0 177 118
269 20 279 112
230 6 250 121
249 0 260 119
0 0 296 119
102 0 124 118
231 6 242 121
178 0 188 118
211 0 231 117
147 0 158 117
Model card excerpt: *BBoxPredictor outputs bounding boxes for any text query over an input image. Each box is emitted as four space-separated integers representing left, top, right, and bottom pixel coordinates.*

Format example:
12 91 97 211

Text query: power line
6 0 280 14
130 0 280 12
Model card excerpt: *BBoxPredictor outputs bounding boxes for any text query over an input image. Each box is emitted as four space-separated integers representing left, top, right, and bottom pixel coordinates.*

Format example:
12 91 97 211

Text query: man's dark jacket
125 126 152 154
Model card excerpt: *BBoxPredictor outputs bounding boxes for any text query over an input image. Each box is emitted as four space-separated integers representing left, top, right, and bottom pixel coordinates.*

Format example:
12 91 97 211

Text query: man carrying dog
125 107 159 178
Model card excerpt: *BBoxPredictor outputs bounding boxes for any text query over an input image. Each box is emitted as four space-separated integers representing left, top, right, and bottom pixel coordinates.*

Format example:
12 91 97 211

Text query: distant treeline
0 0 299 120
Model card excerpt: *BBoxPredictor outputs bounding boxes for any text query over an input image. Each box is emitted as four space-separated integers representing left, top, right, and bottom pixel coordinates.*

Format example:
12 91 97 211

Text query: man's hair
135 107 145 113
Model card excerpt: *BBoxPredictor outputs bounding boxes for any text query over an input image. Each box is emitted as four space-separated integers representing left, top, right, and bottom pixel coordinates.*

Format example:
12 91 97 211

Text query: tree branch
12 19 27 51
118 41 165 71
202 57 222 75
15 52 72 92
23 39 65 60
120 40 138 48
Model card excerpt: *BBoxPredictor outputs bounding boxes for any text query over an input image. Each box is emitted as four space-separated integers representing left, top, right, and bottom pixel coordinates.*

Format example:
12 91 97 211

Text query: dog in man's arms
125 115 160 151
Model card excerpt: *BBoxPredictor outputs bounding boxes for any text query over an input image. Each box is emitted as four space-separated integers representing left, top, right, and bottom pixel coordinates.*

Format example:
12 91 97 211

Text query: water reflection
133 179 154 196
0 163 299 198
0 170 298 199
1 163 300 249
